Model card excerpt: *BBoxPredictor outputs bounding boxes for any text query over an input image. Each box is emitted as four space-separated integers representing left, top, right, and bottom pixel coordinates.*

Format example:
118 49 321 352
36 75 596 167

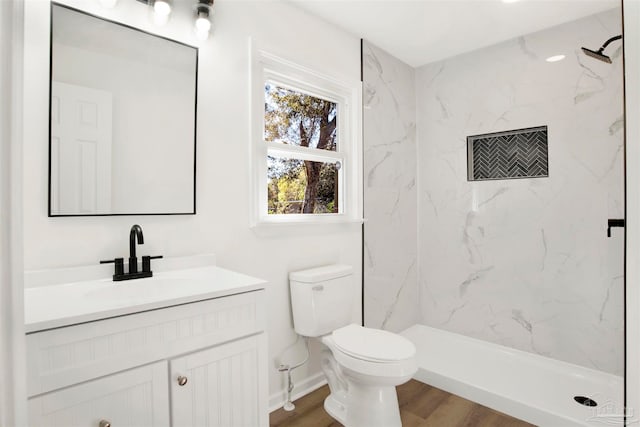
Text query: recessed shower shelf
467 126 548 181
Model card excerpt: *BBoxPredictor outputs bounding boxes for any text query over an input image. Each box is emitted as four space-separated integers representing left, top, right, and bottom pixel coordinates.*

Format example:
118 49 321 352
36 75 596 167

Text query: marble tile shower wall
363 42 420 332
416 9 624 375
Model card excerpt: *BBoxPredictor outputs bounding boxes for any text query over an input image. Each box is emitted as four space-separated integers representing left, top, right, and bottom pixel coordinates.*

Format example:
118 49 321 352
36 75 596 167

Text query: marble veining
477 187 509 208
381 258 418 330
511 309 533 333
363 42 419 333
366 151 393 187
518 37 538 60
459 267 494 297
609 117 624 135
540 229 547 271
417 9 624 375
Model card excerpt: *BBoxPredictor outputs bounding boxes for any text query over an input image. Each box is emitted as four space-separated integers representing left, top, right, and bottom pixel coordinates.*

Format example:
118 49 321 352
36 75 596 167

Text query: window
250 47 362 226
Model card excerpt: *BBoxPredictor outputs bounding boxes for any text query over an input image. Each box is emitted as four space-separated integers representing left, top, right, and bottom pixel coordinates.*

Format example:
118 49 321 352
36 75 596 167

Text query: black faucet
101 224 163 281
129 224 144 273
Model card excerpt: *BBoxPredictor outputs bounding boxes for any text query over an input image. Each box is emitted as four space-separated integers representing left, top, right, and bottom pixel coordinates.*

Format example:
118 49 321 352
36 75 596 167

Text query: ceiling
288 0 620 67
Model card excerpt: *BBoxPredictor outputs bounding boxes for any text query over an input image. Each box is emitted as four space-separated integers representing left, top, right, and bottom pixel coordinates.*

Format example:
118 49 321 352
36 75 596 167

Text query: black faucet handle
607 218 625 237
100 257 125 276
142 255 163 273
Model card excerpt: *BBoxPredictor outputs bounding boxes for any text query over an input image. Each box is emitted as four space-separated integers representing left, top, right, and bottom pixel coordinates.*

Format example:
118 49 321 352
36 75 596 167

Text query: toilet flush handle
312 285 324 291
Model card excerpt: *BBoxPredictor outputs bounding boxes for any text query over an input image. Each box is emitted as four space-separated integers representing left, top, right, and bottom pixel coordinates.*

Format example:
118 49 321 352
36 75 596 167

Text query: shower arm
598 35 622 53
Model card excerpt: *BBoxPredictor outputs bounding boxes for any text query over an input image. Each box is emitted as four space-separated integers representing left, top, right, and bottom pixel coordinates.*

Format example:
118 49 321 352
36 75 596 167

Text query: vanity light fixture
546 54 566 62
194 0 214 40
135 0 171 25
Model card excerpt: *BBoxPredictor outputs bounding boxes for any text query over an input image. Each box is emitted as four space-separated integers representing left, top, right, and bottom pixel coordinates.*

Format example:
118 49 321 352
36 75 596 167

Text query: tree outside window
264 84 340 215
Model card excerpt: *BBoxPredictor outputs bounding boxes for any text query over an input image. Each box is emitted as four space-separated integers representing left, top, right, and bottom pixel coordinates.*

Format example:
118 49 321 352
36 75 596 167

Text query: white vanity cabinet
26 289 268 427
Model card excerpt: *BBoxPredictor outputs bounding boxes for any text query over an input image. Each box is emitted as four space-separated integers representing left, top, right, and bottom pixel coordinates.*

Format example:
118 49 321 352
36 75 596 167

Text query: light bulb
195 15 211 33
194 2 214 41
154 0 171 16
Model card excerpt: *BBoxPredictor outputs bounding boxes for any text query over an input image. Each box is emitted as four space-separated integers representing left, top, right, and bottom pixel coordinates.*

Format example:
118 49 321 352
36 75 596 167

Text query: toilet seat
322 325 417 379
332 324 415 362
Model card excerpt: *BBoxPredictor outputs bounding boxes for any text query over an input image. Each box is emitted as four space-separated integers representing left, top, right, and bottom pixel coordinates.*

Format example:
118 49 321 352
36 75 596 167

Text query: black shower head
581 35 622 64
581 47 612 63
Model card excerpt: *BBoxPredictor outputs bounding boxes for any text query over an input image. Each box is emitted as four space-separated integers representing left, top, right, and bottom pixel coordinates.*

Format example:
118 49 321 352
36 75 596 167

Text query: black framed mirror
49 3 197 216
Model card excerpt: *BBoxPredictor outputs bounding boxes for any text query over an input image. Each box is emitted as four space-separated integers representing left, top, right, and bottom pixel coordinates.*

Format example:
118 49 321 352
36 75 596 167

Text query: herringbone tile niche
467 126 548 181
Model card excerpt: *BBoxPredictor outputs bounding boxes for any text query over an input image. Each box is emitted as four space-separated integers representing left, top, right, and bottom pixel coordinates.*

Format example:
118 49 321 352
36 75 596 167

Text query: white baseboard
268 372 327 413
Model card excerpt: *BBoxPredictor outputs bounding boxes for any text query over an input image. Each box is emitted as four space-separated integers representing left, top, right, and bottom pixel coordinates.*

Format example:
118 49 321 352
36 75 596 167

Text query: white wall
362 41 420 332
23 0 362 409
0 0 26 424
416 9 624 375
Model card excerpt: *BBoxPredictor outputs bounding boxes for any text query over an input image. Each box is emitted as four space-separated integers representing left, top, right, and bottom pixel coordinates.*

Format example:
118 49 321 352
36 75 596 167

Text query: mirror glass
49 4 197 216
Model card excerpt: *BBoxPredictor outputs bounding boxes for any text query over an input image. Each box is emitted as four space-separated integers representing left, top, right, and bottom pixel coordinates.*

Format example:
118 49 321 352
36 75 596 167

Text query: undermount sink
82 276 202 303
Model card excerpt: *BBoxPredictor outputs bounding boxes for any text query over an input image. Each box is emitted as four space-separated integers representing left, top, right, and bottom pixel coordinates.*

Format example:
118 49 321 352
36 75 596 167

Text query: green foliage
265 83 339 214
265 84 337 150
267 163 337 214
317 163 338 212
268 167 306 214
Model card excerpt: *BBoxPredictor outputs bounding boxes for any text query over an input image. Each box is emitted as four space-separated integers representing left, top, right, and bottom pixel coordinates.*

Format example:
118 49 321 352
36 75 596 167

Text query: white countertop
24 265 267 333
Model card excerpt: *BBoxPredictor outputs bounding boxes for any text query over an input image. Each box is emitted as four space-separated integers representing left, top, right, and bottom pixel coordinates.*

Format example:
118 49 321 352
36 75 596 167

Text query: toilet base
324 392 347 424
324 385 402 427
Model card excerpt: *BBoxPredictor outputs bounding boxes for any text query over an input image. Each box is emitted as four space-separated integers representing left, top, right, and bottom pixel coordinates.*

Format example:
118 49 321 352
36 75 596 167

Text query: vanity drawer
27 289 265 396
28 361 170 427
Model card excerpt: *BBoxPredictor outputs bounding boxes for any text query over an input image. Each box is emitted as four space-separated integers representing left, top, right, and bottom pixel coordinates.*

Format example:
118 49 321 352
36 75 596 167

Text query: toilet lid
332 324 415 362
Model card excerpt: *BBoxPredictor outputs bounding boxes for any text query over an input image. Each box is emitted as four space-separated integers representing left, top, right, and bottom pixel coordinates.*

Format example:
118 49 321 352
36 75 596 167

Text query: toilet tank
289 264 354 337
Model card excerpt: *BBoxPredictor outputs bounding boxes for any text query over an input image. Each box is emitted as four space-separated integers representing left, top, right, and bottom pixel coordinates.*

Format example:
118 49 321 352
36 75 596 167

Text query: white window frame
249 45 362 227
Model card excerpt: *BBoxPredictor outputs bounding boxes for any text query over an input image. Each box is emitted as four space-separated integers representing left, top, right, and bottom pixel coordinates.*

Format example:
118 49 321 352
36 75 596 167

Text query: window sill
250 215 365 235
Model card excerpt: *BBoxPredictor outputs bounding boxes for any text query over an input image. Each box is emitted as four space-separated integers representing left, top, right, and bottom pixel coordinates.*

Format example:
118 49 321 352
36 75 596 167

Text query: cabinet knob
99 420 111 427
177 375 188 386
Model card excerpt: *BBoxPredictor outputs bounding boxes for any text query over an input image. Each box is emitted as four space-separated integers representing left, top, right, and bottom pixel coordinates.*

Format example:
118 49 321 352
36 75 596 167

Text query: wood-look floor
270 379 536 427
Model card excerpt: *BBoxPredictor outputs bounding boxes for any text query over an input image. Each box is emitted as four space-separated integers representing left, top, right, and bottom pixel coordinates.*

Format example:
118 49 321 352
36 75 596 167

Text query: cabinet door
170 333 268 427
28 361 170 427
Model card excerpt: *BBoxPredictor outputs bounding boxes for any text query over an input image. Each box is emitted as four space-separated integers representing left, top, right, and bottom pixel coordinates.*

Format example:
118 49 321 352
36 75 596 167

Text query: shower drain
574 396 598 407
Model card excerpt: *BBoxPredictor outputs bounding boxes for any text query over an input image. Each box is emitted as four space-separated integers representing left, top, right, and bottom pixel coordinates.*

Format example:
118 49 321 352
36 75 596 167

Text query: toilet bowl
289 265 417 427
320 324 417 427
324 324 417 380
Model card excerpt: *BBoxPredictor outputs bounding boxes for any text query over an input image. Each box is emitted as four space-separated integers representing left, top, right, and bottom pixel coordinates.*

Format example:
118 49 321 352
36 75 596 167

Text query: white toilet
289 264 417 427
